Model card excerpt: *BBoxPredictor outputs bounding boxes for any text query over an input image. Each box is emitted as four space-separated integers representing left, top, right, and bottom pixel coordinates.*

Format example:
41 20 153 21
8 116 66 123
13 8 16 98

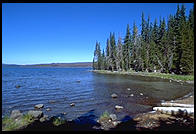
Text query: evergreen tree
123 24 131 71
116 36 123 71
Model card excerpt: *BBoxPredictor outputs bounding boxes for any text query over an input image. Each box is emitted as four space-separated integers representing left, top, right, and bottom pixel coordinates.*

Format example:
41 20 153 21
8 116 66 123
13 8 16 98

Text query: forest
92 5 194 75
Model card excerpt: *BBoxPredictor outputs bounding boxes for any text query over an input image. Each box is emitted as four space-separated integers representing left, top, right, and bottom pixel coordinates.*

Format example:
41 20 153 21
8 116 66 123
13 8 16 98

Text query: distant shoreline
2 62 92 68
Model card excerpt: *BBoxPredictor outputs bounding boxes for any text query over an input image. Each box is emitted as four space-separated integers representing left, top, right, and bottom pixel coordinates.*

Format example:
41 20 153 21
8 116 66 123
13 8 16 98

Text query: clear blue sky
2 3 194 65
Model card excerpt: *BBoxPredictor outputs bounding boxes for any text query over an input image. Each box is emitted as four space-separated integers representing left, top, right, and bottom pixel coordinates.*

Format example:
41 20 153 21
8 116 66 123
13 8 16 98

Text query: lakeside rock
109 114 117 121
111 93 118 98
28 110 43 119
10 110 23 120
34 104 44 109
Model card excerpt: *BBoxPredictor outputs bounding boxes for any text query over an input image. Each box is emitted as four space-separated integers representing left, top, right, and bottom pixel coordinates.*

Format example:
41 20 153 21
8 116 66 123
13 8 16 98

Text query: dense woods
93 5 194 75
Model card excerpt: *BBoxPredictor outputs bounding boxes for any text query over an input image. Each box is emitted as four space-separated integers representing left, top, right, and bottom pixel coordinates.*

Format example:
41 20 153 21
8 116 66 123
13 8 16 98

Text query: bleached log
161 103 194 108
153 107 194 116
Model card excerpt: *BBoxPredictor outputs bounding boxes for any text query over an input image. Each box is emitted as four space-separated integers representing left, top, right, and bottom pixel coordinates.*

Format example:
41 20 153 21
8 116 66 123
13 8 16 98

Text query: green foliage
53 117 65 126
99 111 110 121
92 4 194 75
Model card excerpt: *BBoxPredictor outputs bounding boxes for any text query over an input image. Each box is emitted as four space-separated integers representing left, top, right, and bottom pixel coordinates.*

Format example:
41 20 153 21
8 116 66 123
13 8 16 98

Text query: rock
49 100 56 103
112 121 121 126
15 85 21 88
10 110 23 120
169 80 172 82
70 103 75 107
109 114 117 121
140 93 143 96
127 88 131 91
46 108 51 111
34 104 44 109
28 110 43 119
129 94 134 97
115 105 124 110
62 112 67 115
111 93 118 98
39 115 49 122
76 80 80 83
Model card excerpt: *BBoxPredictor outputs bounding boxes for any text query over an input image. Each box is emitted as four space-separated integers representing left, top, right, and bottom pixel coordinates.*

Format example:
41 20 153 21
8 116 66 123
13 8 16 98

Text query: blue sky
2 3 194 65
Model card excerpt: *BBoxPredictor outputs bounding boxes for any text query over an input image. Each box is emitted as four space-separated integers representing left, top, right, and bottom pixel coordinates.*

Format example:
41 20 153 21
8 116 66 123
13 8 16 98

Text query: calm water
2 67 194 120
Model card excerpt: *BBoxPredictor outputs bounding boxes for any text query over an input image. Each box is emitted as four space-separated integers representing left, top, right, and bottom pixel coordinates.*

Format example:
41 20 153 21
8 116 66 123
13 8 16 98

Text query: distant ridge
2 62 92 68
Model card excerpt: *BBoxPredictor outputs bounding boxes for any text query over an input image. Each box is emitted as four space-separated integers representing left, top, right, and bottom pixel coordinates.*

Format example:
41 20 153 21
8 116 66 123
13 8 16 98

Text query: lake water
2 67 194 120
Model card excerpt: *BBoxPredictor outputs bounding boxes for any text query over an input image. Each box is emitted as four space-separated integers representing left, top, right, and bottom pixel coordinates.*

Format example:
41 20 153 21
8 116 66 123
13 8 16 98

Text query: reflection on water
2 67 193 120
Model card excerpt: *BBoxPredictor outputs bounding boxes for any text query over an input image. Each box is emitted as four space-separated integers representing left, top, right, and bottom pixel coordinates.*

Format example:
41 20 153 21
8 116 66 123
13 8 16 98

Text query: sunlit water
2 67 194 120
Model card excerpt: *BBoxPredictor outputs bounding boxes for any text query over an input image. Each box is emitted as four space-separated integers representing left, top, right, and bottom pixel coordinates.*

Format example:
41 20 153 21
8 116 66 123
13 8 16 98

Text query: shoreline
91 70 194 83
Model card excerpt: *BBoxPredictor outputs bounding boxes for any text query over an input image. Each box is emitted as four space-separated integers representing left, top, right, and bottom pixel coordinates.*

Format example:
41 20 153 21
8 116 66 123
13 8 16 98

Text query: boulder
111 93 118 98
10 110 23 120
115 105 124 110
34 104 44 109
109 114 117 121
28 110 43 119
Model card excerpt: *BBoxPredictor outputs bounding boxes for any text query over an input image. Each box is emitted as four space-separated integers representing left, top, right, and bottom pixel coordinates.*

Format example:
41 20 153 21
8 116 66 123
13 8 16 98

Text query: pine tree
123 24 131 71
110 32 117 71
116 36 123 71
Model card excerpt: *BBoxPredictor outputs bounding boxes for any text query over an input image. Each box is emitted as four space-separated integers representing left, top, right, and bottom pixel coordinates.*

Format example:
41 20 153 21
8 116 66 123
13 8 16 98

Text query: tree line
93 5 194 75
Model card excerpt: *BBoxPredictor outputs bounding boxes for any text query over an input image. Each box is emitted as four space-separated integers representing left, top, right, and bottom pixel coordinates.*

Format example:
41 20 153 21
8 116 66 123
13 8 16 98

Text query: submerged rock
15 85 21 88
28 110 43 119
34 104 44 109
49 100 56 103
111 93 118 98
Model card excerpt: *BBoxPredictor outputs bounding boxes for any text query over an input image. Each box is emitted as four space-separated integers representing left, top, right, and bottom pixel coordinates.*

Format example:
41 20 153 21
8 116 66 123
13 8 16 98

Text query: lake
2 67 194 120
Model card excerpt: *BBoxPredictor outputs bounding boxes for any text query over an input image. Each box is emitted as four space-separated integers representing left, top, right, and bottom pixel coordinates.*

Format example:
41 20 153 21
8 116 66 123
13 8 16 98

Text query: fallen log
161 102 194 108
153 107 194 116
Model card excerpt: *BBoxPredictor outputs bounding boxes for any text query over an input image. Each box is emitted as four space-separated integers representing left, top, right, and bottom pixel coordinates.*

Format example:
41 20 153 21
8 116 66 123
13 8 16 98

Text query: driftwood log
161 102 194 108
153 102 194 116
